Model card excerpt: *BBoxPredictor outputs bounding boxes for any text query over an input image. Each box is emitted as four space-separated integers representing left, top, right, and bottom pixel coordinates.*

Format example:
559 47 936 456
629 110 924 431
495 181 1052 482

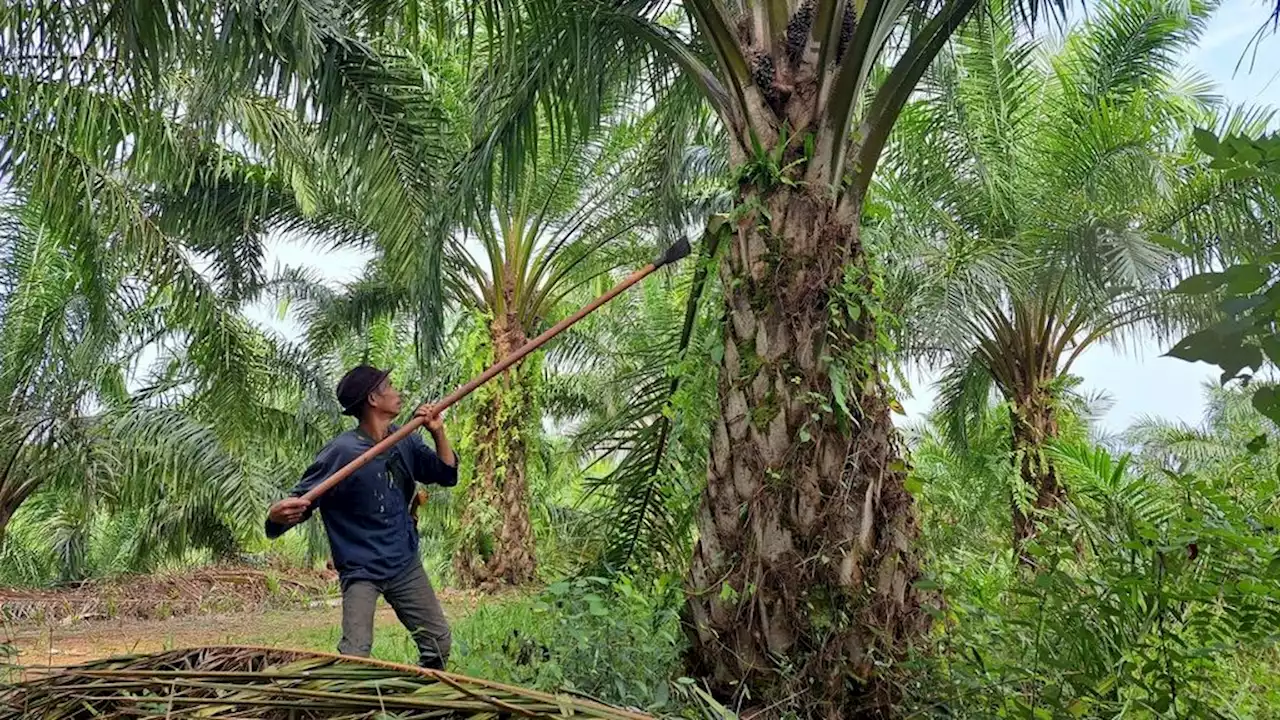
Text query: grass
278 576 693 714
281 613 424 663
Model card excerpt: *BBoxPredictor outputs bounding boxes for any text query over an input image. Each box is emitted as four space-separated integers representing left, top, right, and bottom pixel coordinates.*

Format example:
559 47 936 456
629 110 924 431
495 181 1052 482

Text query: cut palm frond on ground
1 646 652 719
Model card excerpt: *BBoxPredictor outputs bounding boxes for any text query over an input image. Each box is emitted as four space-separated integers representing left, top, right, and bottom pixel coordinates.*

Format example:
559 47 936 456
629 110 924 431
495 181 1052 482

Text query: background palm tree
872 0 1279 557
0 0 444 551
1127 383 1280 513
0 0 399 570
440 128 660 588
269 118 667 589
0 196 332 579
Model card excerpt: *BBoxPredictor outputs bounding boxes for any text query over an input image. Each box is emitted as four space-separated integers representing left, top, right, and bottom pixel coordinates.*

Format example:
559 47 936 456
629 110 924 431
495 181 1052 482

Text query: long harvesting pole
300 238 692 503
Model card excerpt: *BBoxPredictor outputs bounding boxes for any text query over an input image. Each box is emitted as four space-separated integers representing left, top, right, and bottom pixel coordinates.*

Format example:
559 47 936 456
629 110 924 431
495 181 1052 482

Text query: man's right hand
268 497 311 526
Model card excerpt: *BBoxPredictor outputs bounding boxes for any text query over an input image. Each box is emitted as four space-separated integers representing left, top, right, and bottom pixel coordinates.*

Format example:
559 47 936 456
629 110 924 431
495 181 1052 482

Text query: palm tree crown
873 0 1279 548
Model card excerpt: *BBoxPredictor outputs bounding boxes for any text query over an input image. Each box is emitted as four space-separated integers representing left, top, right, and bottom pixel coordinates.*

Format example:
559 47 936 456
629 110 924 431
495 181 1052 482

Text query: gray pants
337 561 451 669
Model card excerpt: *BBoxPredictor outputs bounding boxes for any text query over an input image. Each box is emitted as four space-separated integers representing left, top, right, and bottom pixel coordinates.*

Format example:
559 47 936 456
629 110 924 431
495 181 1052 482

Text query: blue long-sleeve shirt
265 426 458 586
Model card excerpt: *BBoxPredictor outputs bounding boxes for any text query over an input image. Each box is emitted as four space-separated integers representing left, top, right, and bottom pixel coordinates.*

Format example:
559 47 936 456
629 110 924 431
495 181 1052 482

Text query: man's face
367 377 403 416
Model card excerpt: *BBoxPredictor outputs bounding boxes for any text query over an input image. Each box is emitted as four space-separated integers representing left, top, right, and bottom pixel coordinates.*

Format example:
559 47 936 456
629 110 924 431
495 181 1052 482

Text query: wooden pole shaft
300 262 660 503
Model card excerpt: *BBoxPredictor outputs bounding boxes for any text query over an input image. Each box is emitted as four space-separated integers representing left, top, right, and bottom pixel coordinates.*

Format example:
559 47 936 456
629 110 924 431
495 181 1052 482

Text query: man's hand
415 403 445 432
415 403 456 467
268 497 310 526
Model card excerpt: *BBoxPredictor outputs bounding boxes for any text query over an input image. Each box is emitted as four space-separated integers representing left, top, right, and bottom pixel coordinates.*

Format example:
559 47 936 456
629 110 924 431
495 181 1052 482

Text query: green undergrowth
288 574 707 716
902 436 1280 718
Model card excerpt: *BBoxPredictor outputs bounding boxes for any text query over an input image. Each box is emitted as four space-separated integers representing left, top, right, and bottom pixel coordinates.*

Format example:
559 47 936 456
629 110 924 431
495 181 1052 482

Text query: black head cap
336 365 393 416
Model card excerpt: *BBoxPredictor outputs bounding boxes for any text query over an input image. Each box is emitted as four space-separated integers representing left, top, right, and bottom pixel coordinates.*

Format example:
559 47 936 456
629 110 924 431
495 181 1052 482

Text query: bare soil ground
0 565 336 624
0 566 484 669
3 595 479 668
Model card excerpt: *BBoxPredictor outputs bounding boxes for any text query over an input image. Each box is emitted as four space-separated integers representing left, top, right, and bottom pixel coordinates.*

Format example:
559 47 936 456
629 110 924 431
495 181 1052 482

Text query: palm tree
442 0 1092 709
0 198 302 575
0 0 486 577
442 131 659 588
273 120 664 588
872 0 1279 558
0 11 376 566
0 199 138 545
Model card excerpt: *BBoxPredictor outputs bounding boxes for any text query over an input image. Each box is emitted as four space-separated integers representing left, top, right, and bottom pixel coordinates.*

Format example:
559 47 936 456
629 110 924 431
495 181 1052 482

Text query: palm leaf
876 0 1276 453
1 646 651 718
573 228 724 572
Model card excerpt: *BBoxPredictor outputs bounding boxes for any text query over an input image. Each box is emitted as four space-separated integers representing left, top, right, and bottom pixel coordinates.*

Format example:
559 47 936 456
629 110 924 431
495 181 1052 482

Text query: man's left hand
415 404 445 432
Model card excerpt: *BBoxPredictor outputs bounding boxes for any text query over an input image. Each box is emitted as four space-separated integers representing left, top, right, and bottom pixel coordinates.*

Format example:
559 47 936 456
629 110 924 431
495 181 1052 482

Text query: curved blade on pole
300 238 694 504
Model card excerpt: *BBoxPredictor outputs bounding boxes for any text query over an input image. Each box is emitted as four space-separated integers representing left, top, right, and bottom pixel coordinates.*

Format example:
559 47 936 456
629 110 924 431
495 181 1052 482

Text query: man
266 364 459 670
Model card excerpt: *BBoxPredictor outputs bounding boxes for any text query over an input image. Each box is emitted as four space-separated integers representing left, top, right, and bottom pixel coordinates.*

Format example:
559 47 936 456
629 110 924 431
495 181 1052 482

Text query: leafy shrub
906 442 1280 718
447 574 688 712
0 510 59 586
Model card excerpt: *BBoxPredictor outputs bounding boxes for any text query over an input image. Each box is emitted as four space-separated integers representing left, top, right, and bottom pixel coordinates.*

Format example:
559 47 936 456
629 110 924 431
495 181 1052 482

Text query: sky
248 0 1280 434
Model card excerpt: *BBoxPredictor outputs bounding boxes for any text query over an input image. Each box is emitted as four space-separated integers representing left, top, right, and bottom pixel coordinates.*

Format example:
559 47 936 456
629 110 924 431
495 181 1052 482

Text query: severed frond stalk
2 645 652 719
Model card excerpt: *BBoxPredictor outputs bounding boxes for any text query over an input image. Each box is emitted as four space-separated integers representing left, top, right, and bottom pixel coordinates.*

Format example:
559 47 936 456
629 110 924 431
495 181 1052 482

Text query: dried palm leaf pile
0 567 334 624
1 645 653 719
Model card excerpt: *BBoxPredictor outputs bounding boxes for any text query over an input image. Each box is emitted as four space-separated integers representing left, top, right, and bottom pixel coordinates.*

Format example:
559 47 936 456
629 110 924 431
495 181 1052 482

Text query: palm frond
0 646 651 718
933 355 997 452
1058 0 1209 104
449 0 712 220
573 229 723 573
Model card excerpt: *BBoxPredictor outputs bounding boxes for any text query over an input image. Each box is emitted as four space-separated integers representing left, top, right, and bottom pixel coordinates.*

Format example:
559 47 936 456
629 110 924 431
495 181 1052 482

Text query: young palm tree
31 0 669 590
273 122 662 588
0 199 293 570
872 0 1279 557
442 132 658 587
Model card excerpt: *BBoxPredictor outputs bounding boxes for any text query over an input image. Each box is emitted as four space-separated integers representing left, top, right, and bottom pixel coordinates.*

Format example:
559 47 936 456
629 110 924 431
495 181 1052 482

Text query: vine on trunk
453 311 540 589
683 178 926 717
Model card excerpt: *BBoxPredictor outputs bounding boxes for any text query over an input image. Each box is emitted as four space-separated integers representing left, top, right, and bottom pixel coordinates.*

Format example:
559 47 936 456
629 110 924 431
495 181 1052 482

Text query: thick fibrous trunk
683 185 925 718
0 473 36 550
1010 387 1063 562
0 503 12 548
453 302 536 589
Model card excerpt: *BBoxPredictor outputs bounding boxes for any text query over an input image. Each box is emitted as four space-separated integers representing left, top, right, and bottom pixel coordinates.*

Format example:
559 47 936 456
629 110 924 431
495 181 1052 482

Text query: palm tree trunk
453 307 537 589
683 186 925 717
0 503 12 548
0 470 37 551
1010 387 1063 563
